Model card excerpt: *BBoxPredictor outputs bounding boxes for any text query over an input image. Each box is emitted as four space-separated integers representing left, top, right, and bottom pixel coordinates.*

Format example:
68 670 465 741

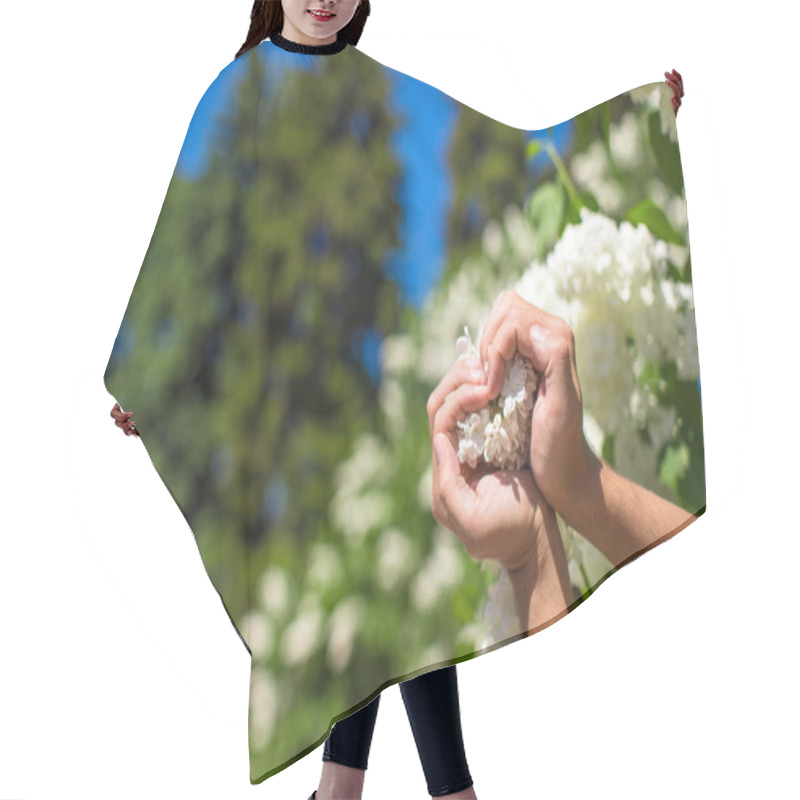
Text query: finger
430 381 490 502
484 317 526 399
431 431 476 536
478 289 516 371
665 69 683 96
430 382 492 534
111 404 134 423
116 416 138 436
427 356 488 440
669 70 683 96
432 382 492 440
527 317 578 392
481 300 566 393
665 78 680 105
486 308 570 397
512 307 570 372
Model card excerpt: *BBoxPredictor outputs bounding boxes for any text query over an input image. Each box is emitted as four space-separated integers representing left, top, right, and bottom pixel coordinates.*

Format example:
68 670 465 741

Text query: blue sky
174 50 573 381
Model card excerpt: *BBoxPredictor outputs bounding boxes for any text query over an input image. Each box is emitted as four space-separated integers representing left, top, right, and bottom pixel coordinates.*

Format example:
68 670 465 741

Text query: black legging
323 665 473 797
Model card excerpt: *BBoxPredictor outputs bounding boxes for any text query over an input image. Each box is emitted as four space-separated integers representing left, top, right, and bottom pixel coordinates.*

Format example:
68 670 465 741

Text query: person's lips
308 9 335 21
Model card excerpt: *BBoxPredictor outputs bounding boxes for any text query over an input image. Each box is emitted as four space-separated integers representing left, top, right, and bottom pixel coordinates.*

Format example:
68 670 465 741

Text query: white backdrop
1 1 797 798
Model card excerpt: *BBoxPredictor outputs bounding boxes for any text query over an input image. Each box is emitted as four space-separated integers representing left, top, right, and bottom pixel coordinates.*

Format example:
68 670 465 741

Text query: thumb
434 432 456 472
529 322 575 386
433 432 469 515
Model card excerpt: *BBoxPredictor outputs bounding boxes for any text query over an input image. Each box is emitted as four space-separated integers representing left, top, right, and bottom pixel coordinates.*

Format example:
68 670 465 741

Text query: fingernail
530 324 549 344
470 368 484 381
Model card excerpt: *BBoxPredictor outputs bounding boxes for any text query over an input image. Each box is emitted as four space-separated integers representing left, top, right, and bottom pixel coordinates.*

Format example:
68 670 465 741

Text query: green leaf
602 434 616 468
625 198 683 245
659 441 690 495
564 202 581 225
648 112 684 196
525 138 544 162
527 181 566 255
682 251 693 283
578 189 599 212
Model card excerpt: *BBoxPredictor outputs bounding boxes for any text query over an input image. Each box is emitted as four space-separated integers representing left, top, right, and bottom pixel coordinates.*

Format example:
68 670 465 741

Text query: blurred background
103 38 703 776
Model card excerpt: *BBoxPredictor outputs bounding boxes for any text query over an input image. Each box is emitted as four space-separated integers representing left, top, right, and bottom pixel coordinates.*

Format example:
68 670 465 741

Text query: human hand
111 402 139 436
665 68 684 116
428 353 552 572
428 352 573 626
478 290 593 515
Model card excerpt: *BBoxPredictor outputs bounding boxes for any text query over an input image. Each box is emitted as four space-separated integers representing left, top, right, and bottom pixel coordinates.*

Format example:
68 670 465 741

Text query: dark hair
236 1 371 59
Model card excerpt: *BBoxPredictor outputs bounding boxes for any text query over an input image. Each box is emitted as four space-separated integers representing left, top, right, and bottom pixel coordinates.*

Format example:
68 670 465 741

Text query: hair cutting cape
104 36 705 784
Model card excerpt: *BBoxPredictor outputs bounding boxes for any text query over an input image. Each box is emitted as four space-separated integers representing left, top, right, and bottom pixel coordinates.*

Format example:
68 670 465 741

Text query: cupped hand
478 290 592 514
111 402 139 436
665 68 684 116
427 353 555 572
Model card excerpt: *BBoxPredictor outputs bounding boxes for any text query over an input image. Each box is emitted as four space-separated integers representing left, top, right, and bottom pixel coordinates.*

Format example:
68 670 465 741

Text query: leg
315 694 381 800
400 665 476 798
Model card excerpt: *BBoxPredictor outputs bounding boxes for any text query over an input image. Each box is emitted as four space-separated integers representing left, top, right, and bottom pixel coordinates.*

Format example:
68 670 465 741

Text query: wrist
551 437 602 521
506 509 571 632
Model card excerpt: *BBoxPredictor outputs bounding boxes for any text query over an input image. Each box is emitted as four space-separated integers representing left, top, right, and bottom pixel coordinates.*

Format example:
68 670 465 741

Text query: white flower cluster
514 207 698 481
330 433 393 548
453 326 539 471
480 208 698 635
570 102 687 255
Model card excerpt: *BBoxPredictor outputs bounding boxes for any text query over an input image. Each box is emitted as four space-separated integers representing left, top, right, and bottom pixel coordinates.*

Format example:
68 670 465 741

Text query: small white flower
327 596 365 673
454 327 539 471
249 667 279 750
259 566 291 619
281 600 322 667
239 609 274 660
306 543 341 591
629 81 677 143
377 527 414 591
380 333 416 375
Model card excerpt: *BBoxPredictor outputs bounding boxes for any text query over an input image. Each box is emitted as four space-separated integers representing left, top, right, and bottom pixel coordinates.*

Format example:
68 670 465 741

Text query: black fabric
270 30 348 55
323 693 381 771
323 666 474 797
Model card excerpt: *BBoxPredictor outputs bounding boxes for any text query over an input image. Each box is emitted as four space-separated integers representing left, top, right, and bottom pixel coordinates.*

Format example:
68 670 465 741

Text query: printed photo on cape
104 37 704 782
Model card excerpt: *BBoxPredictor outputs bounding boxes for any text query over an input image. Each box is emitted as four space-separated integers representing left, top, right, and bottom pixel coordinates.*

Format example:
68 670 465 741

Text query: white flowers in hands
454 326 539 472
